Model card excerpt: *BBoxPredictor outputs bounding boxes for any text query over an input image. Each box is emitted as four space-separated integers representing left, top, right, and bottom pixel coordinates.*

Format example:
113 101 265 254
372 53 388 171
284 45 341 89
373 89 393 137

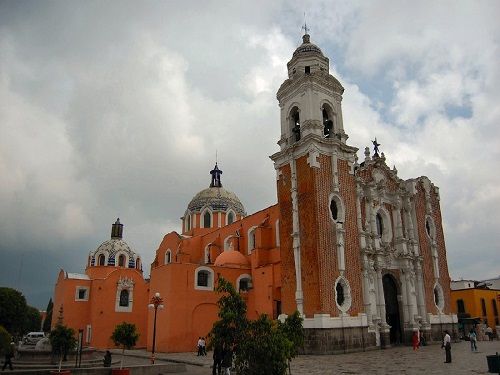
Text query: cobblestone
117 340 500 374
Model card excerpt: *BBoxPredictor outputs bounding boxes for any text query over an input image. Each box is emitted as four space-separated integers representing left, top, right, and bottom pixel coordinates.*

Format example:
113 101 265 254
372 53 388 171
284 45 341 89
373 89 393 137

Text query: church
52 32 457 354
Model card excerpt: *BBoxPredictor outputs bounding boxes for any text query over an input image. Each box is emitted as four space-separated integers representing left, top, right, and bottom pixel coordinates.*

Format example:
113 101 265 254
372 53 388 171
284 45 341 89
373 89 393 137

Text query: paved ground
112 340 500 374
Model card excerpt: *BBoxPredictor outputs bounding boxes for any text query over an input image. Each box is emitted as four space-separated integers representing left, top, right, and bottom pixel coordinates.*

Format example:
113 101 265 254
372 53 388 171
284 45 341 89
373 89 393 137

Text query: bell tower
271 32 364 327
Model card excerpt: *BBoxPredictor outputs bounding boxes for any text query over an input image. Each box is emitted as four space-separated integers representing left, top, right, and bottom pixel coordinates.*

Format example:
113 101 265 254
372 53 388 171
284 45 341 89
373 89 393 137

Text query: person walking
2 342 15 371
196 337 203 356
442 330 452 363
412 331 420 351
201 337 207 356
469 328 478 352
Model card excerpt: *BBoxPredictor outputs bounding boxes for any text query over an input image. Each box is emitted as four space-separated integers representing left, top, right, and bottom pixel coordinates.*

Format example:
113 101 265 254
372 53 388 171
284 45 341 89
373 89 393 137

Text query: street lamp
148 292 164 364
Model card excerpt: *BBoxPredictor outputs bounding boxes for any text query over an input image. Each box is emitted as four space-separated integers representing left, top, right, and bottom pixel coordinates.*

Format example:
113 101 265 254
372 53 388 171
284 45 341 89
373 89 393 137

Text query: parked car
23 332 46 345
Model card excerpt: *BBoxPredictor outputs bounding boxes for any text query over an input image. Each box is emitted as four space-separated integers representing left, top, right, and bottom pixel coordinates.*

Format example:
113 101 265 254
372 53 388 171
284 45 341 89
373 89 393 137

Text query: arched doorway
383 274 402 345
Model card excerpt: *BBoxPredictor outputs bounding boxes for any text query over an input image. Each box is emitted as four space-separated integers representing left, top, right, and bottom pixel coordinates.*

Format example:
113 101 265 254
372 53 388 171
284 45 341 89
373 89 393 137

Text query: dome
89 219 141 268
214 250 250 268
188 186 246 215
187 163 246 216
292 34 324 57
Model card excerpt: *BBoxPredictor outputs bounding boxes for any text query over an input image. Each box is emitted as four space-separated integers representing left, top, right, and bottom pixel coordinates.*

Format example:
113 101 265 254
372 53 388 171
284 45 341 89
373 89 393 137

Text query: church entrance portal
383 274 402 345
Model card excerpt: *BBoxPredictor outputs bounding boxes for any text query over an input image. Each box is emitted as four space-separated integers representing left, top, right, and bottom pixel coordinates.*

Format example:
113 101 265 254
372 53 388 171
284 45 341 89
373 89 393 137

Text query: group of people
196 337 207 356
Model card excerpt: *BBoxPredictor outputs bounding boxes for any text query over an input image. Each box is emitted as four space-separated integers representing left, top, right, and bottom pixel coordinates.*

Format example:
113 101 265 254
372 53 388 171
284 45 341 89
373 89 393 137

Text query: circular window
334 277 352 313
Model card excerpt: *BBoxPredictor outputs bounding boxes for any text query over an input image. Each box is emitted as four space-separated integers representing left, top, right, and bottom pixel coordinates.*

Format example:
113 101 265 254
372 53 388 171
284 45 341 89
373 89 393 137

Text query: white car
23 332 46 345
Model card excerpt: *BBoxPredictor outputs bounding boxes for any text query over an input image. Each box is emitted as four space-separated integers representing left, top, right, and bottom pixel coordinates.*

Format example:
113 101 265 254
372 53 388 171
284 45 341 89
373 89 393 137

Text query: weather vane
372 138 381 157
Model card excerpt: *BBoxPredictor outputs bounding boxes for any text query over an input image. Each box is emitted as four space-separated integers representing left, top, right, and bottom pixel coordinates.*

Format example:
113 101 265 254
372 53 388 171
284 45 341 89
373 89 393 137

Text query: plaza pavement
115 339 500 374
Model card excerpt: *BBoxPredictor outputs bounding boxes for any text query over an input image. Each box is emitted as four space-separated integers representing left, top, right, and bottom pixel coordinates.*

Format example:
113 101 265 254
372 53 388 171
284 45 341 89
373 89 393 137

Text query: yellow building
450 280 499 339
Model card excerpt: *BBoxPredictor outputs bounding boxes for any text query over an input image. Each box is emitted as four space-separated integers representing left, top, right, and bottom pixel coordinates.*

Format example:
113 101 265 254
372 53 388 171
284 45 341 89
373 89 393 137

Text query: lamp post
148 292 164 364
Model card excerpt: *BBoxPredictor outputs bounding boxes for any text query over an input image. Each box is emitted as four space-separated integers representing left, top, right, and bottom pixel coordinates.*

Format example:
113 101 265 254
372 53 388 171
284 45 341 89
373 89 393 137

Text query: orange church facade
52 33 457 354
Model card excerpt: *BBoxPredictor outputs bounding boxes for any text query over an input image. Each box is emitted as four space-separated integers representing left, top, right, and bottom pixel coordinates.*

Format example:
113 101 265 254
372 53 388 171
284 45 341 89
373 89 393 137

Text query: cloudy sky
1 1 499 309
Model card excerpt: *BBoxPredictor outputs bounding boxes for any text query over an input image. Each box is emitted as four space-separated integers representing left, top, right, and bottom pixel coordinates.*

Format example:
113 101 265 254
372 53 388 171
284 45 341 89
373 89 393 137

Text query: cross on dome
210 163 223 188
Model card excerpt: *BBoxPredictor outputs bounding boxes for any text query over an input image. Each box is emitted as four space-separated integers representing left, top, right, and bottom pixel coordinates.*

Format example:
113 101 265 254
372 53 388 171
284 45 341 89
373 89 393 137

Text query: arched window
203 210 212 228
290 107 300 142
186 214 191 231
119 290 129 307
194 266 214 291
165 250 172 264
322 108 333 138
481 298 487 316
227 211 235 225
247 226 257 254
98 254 106 266
457 299 465 314
275 219 280 247
425 216 436 240
118 254 126 267
236 274 252 293
376 213 384 236
330 200 338 221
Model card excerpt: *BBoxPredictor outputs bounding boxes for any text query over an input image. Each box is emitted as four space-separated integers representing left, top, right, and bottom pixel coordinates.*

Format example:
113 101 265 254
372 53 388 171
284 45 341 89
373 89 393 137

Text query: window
434 283 444 311
330 200 338 221
118 254 126 267
334 277 352 313
186 214 191 231
492 299 498 316
115 276 134 312
322 105 334 138
275 220 280 247
290 107 300 142
457 299 466 314
247 227 257 254
481 298 487 316
194 267 214 291
165 250 171 264
227 211 235 225
426 220 431 237
98 254 105 266
75 287 89 301
305 66 310 74
135 258 141 270
119 290 129 307
203 210 211 228
237 274 252 292
336 283 344 306
425 216 436 240
376 213 383 236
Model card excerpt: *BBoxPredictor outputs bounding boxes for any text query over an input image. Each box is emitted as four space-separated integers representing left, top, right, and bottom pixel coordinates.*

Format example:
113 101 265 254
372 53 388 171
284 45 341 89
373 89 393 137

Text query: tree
0 326 12 355
209 277 248 353
111 322 139 369
278 311 304 374
209 278 304 375
0 287 28 337
235 314 292 375
24 306 42 334
43 298 53 333
49 324 77 372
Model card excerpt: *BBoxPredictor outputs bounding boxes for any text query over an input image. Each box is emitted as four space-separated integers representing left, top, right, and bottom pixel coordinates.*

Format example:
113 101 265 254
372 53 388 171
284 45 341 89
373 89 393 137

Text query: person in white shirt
469 328 478 351
442 330 452 363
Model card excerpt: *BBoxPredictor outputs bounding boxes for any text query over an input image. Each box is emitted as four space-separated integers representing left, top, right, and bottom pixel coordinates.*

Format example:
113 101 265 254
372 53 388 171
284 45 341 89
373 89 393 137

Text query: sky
0 0 499 309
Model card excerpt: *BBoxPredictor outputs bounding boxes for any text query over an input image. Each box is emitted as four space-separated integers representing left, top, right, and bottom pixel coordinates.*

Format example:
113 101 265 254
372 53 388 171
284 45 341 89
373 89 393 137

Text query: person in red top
412 331 420 351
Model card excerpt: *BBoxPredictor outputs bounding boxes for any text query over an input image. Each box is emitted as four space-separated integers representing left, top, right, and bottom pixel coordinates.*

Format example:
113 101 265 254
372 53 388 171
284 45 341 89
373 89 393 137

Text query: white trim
96 252 108 266
226 210 236 225
194 266 214 291
247 226 257 254
328 193 345 223
85 325 92 344
165 249 172 264
303 313 368 329
115 277 134 312
201 208 213 229
115 251 129 268
75 286 89 301
223 236 234 251
334 276 352 313
425 215 436 241
236 274 252 292
376 207 393 243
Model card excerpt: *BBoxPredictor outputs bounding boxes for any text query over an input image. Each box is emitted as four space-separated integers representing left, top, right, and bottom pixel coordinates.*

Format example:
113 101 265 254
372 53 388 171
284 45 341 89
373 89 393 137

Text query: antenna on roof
302 12 310 35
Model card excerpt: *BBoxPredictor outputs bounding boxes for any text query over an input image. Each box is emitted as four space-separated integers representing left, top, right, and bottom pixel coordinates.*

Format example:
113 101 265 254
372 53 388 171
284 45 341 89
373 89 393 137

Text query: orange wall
451 288 500 332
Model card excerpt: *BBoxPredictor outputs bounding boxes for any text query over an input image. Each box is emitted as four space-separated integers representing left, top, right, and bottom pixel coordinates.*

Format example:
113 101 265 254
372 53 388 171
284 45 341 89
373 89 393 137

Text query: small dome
214 250 250 268
293 34 323 57
89 219 141 268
